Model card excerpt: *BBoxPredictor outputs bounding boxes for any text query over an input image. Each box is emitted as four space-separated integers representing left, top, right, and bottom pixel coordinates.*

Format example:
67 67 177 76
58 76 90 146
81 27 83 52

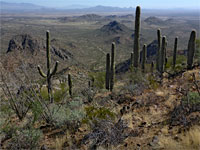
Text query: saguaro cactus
173 37 178 69
38 30 59 103
160 36 166 75
151 61 154 73
130 52 134 68
133 6 141 68
110 42 115 91
164 41 168 68
156 29 161 71
141 44 147 72
105 53 110 90
68 74 72 97
187 30 196 70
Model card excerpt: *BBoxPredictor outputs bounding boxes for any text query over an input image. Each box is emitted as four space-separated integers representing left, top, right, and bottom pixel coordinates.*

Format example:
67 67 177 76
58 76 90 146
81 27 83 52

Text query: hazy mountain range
1 1 199 15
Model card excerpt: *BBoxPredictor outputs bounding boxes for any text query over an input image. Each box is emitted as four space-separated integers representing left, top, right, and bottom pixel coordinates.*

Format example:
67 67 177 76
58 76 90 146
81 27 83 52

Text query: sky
2 0 200 9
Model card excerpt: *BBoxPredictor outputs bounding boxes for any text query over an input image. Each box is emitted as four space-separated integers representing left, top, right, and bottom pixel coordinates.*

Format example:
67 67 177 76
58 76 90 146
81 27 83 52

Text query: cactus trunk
173 37 178 69
133 6 141 68
187 30 196 70
156 29 161 71
141 44 147 72
130 52 133 68
110 42 115 91
68 74 72 97
160 36 166 75
105 53 110 90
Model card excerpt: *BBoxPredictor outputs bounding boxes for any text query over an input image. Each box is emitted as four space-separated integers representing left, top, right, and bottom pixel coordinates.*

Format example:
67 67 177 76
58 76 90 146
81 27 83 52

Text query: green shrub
182 92 200 105
166 55 187 70
129 68 147 85
82 106 116 126
147 75 159 90
88 72 105 89
8 128 43 150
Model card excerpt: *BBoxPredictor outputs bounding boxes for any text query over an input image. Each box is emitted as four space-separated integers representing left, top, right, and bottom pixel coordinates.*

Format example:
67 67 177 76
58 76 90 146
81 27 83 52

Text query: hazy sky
2 0 200 9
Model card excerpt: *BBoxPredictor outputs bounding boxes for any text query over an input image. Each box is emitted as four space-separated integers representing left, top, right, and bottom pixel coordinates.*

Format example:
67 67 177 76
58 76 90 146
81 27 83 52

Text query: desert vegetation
0 3 200 150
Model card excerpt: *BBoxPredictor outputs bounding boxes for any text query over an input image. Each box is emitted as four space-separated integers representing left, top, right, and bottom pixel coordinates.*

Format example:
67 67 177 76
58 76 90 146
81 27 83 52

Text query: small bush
182 92 200 105
82 106 116 126
88 72 105 89
8 128 43 150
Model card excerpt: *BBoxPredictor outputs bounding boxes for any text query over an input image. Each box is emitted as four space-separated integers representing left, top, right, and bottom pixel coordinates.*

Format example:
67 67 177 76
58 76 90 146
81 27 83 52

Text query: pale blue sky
2 0 200 9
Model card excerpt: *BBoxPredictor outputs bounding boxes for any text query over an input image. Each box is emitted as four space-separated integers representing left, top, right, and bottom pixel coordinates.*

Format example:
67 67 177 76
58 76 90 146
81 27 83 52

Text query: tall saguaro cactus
38 30 59 103
187 30 196 70
110 42 115 91
105 53 110 90
156 29 161 71
141 44 147 72
133 6 141 68
68 74 72 97
160 36 166 75
173 37 178 69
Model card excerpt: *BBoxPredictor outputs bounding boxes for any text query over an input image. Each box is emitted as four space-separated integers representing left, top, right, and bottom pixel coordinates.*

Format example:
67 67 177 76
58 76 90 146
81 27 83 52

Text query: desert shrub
158 126 200 150
7 128 43 150
53 82 68 102
182 92 200 105
32 98 85 128
129 68 148 85
147 75 160 90
82 106 116 126
166 55 187 70
88 71 105 89
82 119 129 149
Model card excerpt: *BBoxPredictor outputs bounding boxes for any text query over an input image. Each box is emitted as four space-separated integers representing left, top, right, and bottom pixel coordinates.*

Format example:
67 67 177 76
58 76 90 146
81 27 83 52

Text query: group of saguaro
156 29 196 74
131 6 196 76
105 42 115 91
39 7 196 101
38 30 72 103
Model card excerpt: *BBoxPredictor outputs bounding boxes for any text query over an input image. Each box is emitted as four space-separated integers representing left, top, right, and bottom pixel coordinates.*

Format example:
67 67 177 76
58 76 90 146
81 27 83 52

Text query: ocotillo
133 6 141 68
187 30 196 70
38 30 59 103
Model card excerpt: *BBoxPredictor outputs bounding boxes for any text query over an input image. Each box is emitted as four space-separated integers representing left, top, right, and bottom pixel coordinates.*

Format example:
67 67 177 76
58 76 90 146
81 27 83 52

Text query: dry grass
158 126 200 150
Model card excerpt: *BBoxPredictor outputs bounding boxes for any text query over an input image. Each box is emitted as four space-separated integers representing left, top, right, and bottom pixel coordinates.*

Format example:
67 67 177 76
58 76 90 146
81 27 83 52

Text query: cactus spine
68 74 72 97
110 42 115 91
156 29 161 71
105 53 110 90
133 6 141 68
187 30 196 70
141 44 147 72
160 36 166 75
38 30 59 103
173 37 178 69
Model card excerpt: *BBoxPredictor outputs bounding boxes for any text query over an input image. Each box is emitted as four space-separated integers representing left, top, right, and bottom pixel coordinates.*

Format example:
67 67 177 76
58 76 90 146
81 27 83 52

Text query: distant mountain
0 1 45 12
100 21 131 35
144 16 165 25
